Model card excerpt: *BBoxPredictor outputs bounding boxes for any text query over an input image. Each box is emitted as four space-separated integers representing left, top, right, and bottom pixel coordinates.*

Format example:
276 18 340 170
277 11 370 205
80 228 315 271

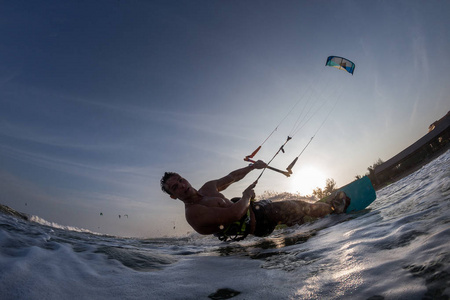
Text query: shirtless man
160 160 350 241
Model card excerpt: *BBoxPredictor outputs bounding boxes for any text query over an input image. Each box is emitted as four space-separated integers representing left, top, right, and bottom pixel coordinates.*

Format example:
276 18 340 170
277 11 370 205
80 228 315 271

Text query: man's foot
330 191 351 214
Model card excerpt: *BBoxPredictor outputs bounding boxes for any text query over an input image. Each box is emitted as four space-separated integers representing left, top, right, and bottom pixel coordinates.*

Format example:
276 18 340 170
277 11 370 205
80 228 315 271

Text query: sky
1 0 449 237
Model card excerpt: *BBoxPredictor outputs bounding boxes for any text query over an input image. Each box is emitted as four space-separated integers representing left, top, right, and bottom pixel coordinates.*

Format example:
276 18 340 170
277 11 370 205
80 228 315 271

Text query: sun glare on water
288 165 327 196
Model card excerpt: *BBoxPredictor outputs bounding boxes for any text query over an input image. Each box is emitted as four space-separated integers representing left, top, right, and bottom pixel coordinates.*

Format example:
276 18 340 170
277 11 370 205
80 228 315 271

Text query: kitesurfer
160 161 350 241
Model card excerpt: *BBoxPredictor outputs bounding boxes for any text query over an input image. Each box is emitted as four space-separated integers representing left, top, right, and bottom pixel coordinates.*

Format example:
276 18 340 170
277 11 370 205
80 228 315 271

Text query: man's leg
262 200 333 227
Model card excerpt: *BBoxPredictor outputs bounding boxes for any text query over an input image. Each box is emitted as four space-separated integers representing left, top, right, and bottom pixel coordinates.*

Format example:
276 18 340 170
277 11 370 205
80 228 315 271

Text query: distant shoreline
373 145 449 191
372 112 449 190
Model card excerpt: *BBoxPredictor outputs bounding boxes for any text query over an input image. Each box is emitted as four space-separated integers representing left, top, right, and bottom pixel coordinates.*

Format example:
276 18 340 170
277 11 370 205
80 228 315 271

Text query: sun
288 165 327 196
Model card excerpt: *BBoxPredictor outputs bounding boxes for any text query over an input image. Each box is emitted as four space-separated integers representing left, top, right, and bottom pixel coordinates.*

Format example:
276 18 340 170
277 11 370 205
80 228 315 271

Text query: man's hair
160 172 178 195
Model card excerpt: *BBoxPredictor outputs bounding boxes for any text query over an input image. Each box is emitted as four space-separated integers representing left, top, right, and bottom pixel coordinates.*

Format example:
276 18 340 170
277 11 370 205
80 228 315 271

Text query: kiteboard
318 176 377 213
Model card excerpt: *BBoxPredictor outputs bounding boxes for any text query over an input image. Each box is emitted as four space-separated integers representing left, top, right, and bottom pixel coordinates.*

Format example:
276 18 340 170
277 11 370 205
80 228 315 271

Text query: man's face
164 174 194 200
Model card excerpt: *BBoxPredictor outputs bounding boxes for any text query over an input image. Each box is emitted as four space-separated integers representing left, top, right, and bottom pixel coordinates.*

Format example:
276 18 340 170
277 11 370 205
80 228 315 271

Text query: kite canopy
326 56 355 75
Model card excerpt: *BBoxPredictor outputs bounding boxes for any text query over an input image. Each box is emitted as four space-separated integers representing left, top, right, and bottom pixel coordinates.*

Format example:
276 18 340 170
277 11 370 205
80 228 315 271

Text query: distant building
429 111 450 132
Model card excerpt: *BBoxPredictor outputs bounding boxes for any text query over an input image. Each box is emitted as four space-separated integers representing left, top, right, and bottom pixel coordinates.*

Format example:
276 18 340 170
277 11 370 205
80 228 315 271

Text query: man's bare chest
199 196 232 208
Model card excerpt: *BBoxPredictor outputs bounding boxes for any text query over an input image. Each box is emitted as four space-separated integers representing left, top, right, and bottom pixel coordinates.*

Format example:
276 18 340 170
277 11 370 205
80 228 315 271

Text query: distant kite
326 56 355 75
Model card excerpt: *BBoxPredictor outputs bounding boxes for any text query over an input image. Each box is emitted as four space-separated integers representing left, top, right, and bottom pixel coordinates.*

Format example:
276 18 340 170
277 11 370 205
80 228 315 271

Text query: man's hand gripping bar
244 158 291 177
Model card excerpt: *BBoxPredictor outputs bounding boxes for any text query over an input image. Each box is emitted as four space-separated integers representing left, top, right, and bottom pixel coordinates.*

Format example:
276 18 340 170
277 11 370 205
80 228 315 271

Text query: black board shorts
251 200 277 237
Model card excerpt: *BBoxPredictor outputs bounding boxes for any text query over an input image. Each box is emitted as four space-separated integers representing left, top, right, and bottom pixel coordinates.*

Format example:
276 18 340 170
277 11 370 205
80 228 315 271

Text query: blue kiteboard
318 176 377 213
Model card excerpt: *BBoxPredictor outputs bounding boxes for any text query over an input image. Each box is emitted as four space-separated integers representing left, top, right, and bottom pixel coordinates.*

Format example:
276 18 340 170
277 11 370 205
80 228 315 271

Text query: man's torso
184 181 254 234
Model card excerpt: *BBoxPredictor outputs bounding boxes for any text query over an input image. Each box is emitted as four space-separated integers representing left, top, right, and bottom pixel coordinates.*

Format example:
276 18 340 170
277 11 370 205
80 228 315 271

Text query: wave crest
29 215 100 235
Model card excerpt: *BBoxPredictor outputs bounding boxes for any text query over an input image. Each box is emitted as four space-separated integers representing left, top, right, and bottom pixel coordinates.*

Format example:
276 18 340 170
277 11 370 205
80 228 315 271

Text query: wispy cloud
0 143 155 189
0 170 57 207
412 34 430 82
0 67 21 88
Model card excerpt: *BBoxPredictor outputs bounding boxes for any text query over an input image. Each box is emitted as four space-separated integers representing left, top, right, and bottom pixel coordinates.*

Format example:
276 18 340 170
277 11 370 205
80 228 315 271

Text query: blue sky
1 0 449 237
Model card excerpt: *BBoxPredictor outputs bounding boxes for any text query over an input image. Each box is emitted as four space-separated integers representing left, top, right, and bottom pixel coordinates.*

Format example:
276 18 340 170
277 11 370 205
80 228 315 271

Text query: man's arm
215 160 266 192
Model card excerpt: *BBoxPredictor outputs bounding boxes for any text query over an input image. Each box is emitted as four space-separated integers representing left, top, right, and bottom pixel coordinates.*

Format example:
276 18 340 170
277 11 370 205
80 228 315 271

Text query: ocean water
1 151 449 300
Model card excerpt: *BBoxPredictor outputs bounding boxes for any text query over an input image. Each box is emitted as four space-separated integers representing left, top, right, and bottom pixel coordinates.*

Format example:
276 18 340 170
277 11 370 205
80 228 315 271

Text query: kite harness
214 198 251 242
